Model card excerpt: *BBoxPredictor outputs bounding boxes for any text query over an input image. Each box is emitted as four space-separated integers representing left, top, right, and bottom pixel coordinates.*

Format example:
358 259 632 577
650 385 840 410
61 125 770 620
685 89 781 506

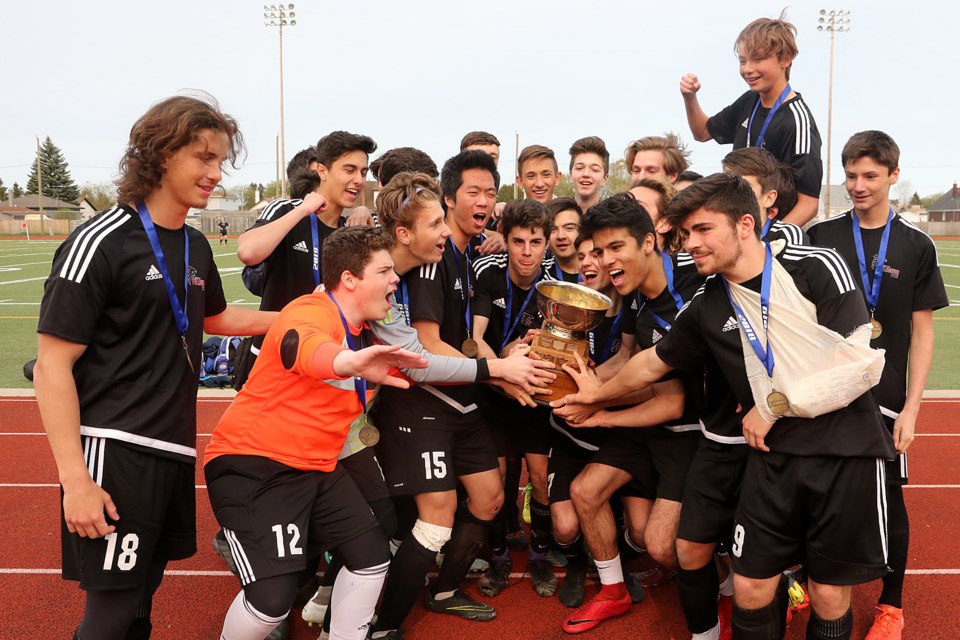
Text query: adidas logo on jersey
652 329 663 344
454 278 463 291
740 118 749 129
145 265 163 281
292 240 309 253
722 316 739 332
493 297 506 309
631 298 638 311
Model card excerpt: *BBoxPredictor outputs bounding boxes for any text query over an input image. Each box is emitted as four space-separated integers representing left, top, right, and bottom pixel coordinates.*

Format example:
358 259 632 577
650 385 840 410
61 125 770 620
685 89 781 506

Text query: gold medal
766 390 790 416
462 338 479 358
358 419 380 446
870 317 882 340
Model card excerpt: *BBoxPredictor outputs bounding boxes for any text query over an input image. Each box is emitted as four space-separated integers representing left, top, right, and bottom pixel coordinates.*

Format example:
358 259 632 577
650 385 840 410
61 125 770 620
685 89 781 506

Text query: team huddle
34 13 947 640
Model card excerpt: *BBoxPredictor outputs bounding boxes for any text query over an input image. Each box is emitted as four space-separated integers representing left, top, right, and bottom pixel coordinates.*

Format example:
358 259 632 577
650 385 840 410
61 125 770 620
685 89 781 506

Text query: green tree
79 182 117 211
921 192 945 208
12 182 24 199
0 178 6 201
26 137 79 202
554 174 575 198
911 192 922 206
497 184 522 203
600 159 631 198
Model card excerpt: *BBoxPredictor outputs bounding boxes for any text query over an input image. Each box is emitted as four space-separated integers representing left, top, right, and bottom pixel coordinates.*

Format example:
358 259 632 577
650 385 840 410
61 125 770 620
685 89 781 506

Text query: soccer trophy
530 280 612 403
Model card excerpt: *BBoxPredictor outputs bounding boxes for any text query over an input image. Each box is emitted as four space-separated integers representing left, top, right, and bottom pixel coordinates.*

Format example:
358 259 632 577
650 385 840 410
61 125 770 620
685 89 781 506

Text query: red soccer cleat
561 590 632 634
865 605 904 640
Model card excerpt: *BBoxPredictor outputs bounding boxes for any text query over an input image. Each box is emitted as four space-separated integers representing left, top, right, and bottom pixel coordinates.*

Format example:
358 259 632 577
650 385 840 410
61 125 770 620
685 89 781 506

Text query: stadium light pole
818 9 851 218
264 4 296 199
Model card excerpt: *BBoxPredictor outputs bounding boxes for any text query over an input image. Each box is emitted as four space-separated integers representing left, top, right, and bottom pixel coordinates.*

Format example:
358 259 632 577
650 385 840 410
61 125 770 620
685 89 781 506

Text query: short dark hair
315 131 377 169
371 147 439 186
665 172 761 239
117 94 243 205
289 169 321 199
579 195 657 252
376 172 443 236
321 226 394 291
440 150 500 205
841 130 900 174
545 197 583 223
517 144 559 175
632 178 677 217
676 170 704 184
460 131 500 150
569 136 610 175
772 164 797 220
625 133 690 177
287 146 317 179
500 199 551 240
722 147 779 193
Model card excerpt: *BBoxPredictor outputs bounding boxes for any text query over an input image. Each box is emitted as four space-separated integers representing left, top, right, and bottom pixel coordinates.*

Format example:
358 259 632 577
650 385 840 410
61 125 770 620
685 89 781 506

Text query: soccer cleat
529 558 559 597
635 564 676 588
302 585 333 626
547 545 569 568
717 594 733 640
558 564 587 608
623 572 647 604
865 605 904 640
426 589 497 622
522 483 533 524
506 518 528 551
479 558 512 597
561 591 632 634
211 531 239 577
368 629 405 640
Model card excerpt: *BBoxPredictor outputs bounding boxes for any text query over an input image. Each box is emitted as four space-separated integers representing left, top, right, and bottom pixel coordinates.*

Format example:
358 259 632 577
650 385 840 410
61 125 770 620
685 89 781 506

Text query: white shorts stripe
876 459 889 562
223 528 255 584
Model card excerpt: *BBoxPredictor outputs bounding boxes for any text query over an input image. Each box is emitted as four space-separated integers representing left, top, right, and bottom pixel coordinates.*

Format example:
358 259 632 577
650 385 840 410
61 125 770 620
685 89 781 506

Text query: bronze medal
358 419 380 447
766 390 790 416
462 338 479 358
870 317 882 340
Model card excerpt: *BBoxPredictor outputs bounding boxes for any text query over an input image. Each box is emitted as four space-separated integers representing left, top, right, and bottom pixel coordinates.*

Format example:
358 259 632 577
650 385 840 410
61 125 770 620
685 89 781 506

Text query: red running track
1 397 958 639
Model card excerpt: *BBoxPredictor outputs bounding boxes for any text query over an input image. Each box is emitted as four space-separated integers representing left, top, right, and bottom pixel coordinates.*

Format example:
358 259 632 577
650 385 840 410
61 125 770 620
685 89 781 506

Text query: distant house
817 185 853 220
927 183 960 222
77 197 99 220
11 194 82 215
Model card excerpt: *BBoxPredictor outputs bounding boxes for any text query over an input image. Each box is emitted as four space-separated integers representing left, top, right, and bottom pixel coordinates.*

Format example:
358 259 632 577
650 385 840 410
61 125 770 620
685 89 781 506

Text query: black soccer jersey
542 255 581 283
399 235 484 413
707 90 823 199
807 212 948 416
622 253 705 431
38 205 227 463
473 253 551 354
655 244 895 459
763 220 807 246
252 199 345 314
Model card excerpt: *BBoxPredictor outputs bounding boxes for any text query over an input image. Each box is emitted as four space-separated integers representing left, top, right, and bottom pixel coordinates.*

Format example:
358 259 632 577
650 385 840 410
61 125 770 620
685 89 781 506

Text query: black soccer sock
558 533 588 570
488 506 508 556
432 509 493 596
373 531 438 632
370 496 400 541
676 561 720 634
504 456 523 525
731 596 786 640
806 607 853 639
77 559 166 640
879 483 908 609
529 498 553 555
393 495 418 541
617 527 646 564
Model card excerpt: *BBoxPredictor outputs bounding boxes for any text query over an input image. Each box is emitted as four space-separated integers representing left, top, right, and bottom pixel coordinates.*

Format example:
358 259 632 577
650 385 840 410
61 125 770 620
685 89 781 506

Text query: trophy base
530 333 589 406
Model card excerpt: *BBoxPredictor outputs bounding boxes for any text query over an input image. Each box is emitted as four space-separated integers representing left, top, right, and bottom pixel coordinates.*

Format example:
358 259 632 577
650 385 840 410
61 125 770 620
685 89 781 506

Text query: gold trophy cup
530 281 612 404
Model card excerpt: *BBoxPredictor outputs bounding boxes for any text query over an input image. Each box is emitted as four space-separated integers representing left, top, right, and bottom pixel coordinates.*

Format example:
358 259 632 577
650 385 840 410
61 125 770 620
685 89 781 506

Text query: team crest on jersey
883 265 900 279
493 298 506 309
145 264 163 281
292 240 309 253
722 316 739 332
651 329 664 344
188 266 205 290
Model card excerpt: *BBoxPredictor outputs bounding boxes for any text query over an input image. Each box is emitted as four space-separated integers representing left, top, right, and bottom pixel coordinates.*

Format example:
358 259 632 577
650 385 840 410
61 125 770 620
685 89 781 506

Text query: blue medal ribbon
722 243 775 378
309 214 347 288
553 260 584 283
501 270 539 354
396 277 410 326
326 291 367 413
851 208 894 315
747 83 792 148
447 238 474 335
637 253 685 332
136 203 192 371
761 218 773 238
592 306 623 365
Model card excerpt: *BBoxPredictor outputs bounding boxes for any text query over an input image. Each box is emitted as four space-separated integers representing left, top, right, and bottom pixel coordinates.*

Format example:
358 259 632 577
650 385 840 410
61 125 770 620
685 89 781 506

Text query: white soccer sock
692 622 721 640
594 555 625 586
329 562 389 640
219 591 286 640
718 569 735 597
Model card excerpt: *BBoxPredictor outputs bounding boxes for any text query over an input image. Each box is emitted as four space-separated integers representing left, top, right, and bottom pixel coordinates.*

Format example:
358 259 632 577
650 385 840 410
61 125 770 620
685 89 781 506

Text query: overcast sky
1 1 956 200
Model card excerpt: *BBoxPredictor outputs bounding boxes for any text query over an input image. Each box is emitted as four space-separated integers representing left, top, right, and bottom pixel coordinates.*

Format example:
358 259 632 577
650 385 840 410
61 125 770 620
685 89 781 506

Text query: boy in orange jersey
204 226 428 640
